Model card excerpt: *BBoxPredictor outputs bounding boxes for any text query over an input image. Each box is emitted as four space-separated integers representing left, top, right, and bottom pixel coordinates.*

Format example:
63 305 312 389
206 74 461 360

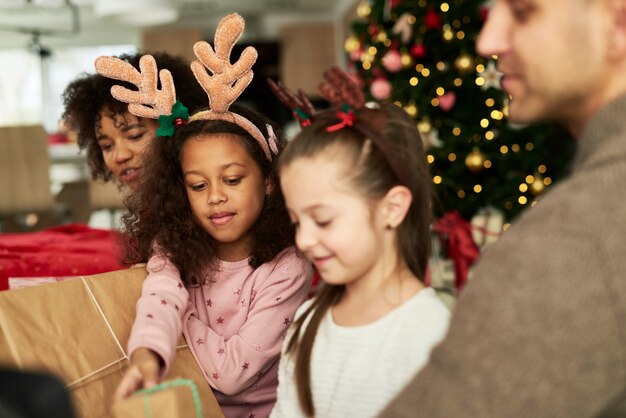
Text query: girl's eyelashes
316 220 332 228
223 177 243 186
292 218 331 228
185 177 242 190
188 182 207 192
509 0 535 22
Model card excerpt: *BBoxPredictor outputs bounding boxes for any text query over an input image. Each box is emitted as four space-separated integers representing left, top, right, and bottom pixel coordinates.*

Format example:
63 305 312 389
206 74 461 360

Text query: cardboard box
0 267 224 418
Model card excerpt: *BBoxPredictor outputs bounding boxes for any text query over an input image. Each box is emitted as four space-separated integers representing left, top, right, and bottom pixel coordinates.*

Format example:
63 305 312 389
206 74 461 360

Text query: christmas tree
346 0 574 223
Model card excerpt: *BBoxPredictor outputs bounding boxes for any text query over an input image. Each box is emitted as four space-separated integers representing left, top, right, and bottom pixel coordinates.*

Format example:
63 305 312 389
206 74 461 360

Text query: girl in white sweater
270 68 450 418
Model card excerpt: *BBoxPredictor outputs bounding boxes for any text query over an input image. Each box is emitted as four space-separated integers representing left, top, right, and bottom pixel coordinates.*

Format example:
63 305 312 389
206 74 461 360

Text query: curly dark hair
61 51 207 182
121 103 295 286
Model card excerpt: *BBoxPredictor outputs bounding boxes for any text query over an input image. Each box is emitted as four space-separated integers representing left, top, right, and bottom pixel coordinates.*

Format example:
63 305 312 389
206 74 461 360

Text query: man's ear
381 185 413 229
609 0 626 59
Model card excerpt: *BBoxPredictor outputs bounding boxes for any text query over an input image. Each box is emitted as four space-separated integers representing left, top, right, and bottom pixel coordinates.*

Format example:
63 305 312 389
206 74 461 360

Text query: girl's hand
113 348 161 401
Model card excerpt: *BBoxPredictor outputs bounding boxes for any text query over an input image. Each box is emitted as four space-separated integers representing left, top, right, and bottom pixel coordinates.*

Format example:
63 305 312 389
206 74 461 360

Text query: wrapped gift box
113 378 205 418
0 267 224 418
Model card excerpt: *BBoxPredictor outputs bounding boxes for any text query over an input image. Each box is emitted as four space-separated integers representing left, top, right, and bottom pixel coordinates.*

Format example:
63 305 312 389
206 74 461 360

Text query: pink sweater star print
127 247 313 418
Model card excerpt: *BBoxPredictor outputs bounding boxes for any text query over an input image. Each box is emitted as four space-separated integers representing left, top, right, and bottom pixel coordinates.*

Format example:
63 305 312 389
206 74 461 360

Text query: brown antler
190 13 257 113
318 66 365 110
94 55 176 118
95 14 274 160
188 13 273 160
267 78 316 126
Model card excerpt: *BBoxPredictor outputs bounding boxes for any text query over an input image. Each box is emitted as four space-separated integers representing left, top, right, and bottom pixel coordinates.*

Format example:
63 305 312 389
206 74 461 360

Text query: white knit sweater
270 287 450 418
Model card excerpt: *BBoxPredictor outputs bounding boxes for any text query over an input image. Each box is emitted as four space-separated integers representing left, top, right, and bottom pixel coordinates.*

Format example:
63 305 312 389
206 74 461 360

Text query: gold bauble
465 148 486 173
530 174 545 195
401 52 413 68
455 53 475 74
376 31 388 43
502 99 510 118
404 103 418 117
417 119 432 133
344 35 360 53
357 1 371 17
360 52 374 63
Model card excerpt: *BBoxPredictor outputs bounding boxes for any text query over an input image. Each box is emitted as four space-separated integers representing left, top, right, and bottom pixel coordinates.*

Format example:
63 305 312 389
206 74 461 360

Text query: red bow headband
269 67 410 186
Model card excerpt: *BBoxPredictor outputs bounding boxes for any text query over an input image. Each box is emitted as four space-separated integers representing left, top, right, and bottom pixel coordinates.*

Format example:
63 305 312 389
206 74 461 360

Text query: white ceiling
0 0 354 50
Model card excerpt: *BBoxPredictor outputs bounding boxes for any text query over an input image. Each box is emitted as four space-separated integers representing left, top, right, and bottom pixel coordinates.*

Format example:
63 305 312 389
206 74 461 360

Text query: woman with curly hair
61 52 205 190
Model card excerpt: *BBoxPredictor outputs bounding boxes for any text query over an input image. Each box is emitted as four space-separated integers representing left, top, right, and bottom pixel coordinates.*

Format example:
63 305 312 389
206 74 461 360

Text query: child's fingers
113 366 143 401
113 349 161 402
137 357 160 389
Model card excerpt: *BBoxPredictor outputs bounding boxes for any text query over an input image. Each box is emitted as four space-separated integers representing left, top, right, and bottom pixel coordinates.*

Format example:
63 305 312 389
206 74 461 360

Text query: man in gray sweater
381 0 626 417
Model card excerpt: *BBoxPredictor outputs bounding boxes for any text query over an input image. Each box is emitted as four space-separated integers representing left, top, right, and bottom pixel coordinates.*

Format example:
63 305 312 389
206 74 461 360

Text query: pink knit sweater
128 246 313 418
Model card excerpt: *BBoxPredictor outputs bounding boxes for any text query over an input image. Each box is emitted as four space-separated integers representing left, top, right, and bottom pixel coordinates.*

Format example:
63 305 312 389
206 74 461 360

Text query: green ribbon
133 378 203 418
157 101 190 137
293 107 310 121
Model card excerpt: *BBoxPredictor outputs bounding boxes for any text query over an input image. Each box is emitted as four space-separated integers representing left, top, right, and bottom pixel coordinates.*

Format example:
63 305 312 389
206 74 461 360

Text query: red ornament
480 6 490 21
424 7 442 30
174 117 186 127
438 92 457 112
368 23 379 36
350 48 363 62
410 44 426 58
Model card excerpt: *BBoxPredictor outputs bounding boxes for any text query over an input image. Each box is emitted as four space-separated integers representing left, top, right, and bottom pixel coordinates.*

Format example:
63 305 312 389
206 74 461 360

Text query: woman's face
95 110 157 189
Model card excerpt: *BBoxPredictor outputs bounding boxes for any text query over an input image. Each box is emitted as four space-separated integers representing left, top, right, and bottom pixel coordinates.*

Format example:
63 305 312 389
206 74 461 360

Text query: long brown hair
278 103 433 416
122 103 294 285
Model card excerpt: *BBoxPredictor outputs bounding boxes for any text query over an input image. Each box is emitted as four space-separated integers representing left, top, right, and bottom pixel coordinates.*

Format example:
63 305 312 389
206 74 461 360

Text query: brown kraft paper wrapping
0 267 224 418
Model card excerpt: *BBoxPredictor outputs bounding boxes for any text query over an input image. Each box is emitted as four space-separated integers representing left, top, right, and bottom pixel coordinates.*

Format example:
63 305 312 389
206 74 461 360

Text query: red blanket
0 224 125 291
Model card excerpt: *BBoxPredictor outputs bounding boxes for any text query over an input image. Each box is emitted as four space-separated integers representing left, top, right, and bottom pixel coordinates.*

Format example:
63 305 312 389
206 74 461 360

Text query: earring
385 224 393 230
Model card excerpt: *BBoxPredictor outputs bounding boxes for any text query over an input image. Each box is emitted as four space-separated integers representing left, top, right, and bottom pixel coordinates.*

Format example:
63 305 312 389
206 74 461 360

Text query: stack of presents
0 267 225 418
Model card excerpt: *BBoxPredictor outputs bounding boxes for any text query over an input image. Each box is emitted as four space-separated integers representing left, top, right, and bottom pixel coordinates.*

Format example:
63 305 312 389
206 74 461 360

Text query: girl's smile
311 254 334 269
209 211 236 226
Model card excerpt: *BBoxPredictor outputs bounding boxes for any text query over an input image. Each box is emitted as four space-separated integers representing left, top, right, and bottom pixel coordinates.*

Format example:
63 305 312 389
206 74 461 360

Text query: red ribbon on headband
433 210 480 292
326 107 356 132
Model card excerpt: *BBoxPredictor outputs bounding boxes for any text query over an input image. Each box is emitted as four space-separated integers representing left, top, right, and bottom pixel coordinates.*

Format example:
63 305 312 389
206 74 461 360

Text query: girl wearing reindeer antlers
95 14 312 418
268 68 450 418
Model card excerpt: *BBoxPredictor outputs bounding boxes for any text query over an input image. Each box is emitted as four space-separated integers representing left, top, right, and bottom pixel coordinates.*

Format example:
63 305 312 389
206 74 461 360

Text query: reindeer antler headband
270 66 410 185
267 78 316 128
94 13 278 161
